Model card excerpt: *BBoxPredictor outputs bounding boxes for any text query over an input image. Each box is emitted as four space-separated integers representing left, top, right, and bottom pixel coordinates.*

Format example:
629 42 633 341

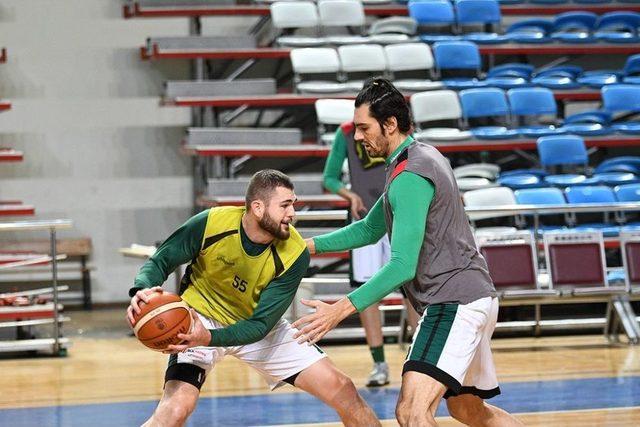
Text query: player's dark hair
354 77 412 135
245 169 294 209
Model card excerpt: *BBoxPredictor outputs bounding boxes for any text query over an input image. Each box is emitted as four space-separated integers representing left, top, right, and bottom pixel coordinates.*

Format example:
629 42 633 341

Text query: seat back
623 54 640 77
271 1 319 29
315 99 355 125
459 88 510 120
596 11 640 32
553 11 598 31
338 44 387 74
290 47 341 75
514 187 566 205
463 186 517 220
508 87 557 117
369 16 418 36
543 231 607 290
410 90 462 124
565 185 617 204
614 183 640 202
408 0 455 26
433 41 482 72
318 0 365 27
537 135 587 168
620 230 640 290
456 0 502 25
477 231 539 290
384 43 434 73
602 84 640 114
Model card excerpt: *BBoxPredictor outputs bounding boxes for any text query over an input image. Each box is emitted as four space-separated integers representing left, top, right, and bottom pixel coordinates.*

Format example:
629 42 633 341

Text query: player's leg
396 297 492 426
144 313 221 426
352 240 388 386
446 297 524 426
143 380 200 427
294 358 381 427
396 371 446 427
236 319 380 426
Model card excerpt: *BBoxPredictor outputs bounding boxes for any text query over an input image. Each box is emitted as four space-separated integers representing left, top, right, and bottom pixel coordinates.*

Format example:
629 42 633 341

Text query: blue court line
1 376 639 427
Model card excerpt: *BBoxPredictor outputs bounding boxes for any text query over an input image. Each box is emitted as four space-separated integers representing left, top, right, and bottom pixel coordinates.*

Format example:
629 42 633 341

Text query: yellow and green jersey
131 207 309 347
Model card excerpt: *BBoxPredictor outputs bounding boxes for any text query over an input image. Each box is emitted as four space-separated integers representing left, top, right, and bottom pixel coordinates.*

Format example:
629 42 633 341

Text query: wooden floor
1 308 639 426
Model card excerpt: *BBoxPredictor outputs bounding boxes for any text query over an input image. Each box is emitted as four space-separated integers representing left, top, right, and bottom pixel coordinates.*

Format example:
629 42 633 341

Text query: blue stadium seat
551 12 598 44
508 88 564 137
531 66 583 90
537 134 588 168
594 12 640 43
409 1 460 43
459 88 520 139
544 174 589 187
574 0 612 4
602 85 640 134
565 185 621 236
591 172 638 186
500 168 548 178
560 110 613 136
614 183 640 202
485 63 533 88
623 54 640 84
455 0 509 44
498 174 545 189
595 156 640 174
506 19 554 43
433 41 487 89
515 187 566 204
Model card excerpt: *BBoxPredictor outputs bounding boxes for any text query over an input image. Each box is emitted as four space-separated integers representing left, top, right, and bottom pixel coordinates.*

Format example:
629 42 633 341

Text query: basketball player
293 79 524 426
126 170 380 427
323 117 419 387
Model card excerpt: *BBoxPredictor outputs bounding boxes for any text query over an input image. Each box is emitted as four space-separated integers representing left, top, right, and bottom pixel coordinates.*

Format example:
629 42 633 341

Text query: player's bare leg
142 380 199 427
294 358 381 427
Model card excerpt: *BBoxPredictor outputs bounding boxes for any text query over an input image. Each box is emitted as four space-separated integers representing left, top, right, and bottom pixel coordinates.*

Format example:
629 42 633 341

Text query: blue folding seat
537 134 588 168
560 110 613 136
409 1 460 43
514 187 569 234
591 172 638 186
574 0 612 4
595 156 640 174
498 174 545 189
615 183 640 202
551 12 598 44
506 19 554 44
485 63 533 89
508 88 565 137
602 85 640 134
565 186 621 236
623 54 640 84
459 88 520 139
455 0 509 44
433 41 488 89
531 65 583 90
594 12 640 43
500 168 548 178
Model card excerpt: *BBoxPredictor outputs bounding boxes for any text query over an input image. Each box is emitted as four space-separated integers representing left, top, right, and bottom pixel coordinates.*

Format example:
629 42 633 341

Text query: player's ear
384 116 398 134
250 199 264 217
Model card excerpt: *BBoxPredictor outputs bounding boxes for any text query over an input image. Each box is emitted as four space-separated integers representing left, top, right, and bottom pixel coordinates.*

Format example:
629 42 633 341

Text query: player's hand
126 286 163 327
292 298 356 345
163 309 212 354
347 192 367 220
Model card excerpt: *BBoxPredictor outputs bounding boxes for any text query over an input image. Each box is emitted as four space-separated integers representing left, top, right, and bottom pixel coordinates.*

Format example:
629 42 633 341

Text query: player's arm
207 249 310 346
128 210 207 297
346 172 434 311
292 172 434 343
323 128 368 219
310 196 387 253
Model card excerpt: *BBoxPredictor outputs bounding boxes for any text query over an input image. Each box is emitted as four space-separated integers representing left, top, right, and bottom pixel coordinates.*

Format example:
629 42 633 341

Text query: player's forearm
313 198 386 253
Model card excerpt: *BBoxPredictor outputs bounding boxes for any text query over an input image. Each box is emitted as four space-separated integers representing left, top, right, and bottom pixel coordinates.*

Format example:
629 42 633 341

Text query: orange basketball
132 291 192 352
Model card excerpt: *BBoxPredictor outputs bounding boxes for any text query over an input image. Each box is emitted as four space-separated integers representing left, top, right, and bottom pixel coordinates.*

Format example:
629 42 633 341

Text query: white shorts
352 234 390 283
167 313 327 390
403 297 501 399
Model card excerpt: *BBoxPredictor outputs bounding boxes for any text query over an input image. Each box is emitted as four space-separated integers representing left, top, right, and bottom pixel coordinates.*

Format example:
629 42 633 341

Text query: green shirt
314 137 435 312
131 210 310 347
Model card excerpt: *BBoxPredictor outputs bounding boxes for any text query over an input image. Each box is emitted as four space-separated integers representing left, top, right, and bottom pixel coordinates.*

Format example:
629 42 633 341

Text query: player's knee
330 373 359 407
395 398 411 426
447 396 486 424
156 399 194 425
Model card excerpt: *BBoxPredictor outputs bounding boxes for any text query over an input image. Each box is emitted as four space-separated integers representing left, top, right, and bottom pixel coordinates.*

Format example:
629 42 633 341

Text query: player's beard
259 212 290 240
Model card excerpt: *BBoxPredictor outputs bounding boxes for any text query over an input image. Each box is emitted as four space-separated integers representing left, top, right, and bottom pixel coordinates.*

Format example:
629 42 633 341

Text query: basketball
132 291 192 351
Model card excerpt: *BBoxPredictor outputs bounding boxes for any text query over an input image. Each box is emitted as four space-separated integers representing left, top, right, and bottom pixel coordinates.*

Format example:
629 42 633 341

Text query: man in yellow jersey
126 169 380 427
